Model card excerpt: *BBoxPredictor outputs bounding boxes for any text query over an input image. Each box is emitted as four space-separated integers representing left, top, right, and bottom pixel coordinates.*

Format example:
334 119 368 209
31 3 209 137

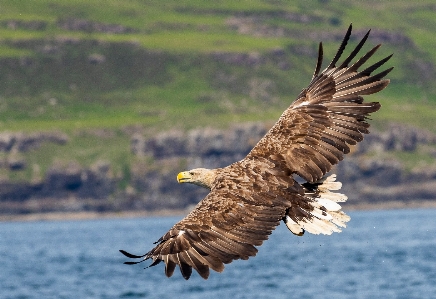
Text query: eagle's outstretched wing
121 158 347 279
127 158 298 280
248 24 392 182
120 24 392 280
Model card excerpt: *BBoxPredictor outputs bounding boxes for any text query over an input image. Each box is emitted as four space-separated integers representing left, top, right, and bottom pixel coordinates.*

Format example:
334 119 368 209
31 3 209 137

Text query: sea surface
1 209 435 299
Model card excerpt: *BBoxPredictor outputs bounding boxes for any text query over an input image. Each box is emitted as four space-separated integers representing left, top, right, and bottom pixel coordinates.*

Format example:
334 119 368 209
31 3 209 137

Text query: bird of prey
120 24 393 280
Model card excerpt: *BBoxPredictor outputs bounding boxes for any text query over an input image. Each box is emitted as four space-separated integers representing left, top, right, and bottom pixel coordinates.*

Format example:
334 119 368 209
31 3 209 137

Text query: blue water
1 209 435 299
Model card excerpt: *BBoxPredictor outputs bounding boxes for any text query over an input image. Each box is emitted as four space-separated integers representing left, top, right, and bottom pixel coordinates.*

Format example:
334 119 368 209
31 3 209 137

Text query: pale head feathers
177 168 217 189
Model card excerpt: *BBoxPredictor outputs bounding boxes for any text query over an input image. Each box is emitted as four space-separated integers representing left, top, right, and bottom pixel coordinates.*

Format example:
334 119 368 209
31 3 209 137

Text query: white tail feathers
316 175 348 203
285 174 350 236
285 216 304 236
317 191 348 202
316 197 342 211
318 174 342 191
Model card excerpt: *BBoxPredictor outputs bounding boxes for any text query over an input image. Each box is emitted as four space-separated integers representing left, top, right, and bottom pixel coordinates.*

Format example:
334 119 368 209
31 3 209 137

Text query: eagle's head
177 168 217 189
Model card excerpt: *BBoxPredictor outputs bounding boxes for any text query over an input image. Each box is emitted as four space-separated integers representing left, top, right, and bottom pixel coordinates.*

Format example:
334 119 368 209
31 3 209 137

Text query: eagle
120 24 393 280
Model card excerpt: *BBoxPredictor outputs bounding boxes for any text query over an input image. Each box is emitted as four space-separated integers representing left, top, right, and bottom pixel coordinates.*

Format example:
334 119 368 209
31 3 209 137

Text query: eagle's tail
284 174 350 236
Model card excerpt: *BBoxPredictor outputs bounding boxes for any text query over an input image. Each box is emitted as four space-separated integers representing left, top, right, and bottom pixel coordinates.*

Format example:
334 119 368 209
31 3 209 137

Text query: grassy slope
0 0 435 182
1 0 435 129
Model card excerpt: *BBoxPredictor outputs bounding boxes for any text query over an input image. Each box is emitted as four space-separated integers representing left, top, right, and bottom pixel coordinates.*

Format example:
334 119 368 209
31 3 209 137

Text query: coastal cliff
1 122 435 216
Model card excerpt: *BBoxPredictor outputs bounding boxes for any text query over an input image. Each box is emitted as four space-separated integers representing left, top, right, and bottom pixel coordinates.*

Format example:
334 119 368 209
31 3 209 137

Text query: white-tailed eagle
120 24 392 280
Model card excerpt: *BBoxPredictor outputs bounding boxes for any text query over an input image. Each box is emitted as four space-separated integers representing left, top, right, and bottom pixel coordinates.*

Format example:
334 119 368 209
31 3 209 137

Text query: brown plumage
120 24 393 280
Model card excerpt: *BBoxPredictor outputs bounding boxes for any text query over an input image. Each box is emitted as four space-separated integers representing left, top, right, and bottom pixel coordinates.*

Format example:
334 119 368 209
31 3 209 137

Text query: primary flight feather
120 24 393 280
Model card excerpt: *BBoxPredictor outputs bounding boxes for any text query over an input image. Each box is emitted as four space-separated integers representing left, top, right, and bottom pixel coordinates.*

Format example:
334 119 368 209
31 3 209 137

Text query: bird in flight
120 24 393 280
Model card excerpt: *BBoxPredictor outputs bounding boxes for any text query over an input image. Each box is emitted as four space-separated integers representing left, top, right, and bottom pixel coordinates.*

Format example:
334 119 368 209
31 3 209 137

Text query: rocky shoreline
0 122 435 217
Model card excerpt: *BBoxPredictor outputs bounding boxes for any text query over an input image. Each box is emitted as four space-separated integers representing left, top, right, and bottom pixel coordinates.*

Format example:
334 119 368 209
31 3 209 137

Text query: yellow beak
177 171 191 183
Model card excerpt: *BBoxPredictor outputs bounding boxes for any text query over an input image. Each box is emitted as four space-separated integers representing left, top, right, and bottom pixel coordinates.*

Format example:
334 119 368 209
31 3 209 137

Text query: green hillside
0 0 435 183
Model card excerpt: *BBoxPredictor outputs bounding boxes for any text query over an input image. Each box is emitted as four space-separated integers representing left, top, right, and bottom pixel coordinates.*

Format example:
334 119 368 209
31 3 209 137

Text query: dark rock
41 161 116 200
0 133 16 152
143 130 188 158
140 123 267 160
0 131 68 153
7 154 26 171
357 124 436 154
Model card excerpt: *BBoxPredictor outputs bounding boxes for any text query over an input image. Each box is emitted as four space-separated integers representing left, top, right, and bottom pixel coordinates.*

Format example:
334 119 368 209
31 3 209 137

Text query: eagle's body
121 25 393 280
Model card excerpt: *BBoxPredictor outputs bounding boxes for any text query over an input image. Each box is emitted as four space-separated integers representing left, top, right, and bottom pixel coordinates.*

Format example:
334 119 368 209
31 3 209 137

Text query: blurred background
2 1 436 298
0 0 435 219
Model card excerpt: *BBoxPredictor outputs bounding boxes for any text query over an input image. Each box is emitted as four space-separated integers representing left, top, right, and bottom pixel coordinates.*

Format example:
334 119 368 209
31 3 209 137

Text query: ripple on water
0 209 435 299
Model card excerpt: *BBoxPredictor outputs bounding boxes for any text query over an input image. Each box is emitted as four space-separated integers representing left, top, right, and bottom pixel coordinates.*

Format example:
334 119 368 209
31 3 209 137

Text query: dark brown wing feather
247 24 392 182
